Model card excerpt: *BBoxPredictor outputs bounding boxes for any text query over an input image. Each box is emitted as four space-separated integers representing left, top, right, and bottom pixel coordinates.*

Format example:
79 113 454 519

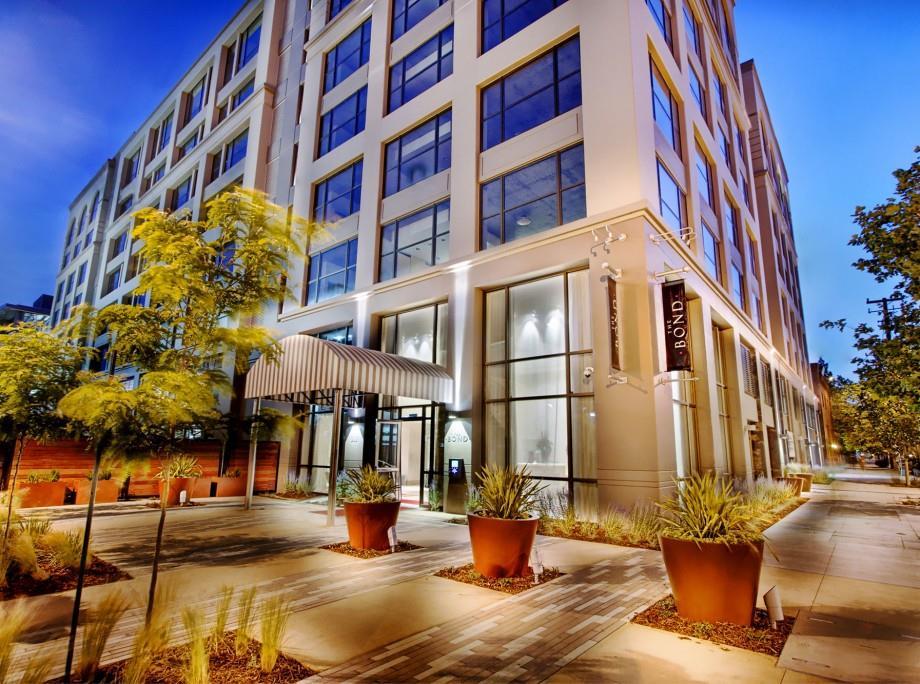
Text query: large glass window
157 113 173 153
684 5 701 58
730 263 745 308
384 110 451 197
651 61 678 152
388 25 453 112
328 0 354 21
484 270 595 509
379 201 449 281
238 16 261 70
318 86 367 156
481 0 568 53
313 159 362 223
173 176 193 209
482 36 580 151
392 0 448 41
646 0 671 46
481 144 585 249
306 238 358 305
695 147 712 207
724 197 740 247
656 159 683 233
324 19 372 93
186 76 206 122
701 221 720 282
224 130 248 171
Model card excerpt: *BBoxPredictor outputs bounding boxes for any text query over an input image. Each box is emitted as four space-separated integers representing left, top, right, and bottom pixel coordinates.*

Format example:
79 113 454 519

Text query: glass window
89 193 100 221
717 125 731 167
84 230 94 249
392 0 448 41
173 176 193 209
480 144 586 248
238 16 261 70
153 164 166 184
724 198 740 247
232 78 255 108
78 208 86 234
702 221 720 281
388 25 453 112
123 151 140 185
77 262 87 285
65 272 74 294
315 325 354 345
157 114 173 152
224 129 248 171
111 232 128 258
324 19 372 93
328 0 354 21
313 159 362 223
379 201 449 282
695 147 712 206
481 35 580 151
384 110 451 197
481 0 568 53
651 61 678 152
646 0 671 45
318 86 367 156
712 70 726 118
177 131 199 160
730 263 745 308
684 5 701 57
306 238 358 305
688 63 706 116
116 195 134 217
103 268 122 295
656 160 683 233
187 76 206 121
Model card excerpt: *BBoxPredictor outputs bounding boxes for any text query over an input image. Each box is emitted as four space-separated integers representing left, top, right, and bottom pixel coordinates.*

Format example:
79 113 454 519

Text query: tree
0 324 86 579
57 188 319 681
822 148 920 481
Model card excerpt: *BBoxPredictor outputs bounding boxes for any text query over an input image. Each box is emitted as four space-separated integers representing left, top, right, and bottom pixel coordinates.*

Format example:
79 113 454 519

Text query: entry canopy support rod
326 388 344 527
245 397 262 510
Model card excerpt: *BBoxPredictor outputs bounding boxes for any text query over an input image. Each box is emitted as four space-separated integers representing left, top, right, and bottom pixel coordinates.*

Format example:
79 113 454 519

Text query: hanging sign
606 276 621 371
662 280 692 371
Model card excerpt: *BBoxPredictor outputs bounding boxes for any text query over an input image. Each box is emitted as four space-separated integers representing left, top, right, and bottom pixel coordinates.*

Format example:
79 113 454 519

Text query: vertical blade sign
607 276 621 371
662 280 692 371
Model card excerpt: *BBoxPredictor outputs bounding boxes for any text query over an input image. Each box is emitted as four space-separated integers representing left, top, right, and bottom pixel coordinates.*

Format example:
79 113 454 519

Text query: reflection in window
702 221 721 282
481 144 586 249
483 270 595 510
381 302 448 368
388 25 453 112
481 36 580 151
392 0 448 41
731 263 745 308
324 19 371 93
224 130 248 171
379 201 449 282
314 325 353 345
313 159 362 223
328 0 354 22
318 86 367 156
306 238 358 305
481 0 568 53
238 17 261 70
651 61 678 152
656 160 683 233
384 110 451 197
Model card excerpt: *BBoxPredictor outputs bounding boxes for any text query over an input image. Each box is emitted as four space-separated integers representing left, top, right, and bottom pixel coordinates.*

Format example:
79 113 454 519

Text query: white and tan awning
244 334 453 403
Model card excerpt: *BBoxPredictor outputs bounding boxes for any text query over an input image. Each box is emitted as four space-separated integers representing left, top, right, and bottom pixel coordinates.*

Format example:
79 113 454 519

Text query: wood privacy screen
11 439 280 496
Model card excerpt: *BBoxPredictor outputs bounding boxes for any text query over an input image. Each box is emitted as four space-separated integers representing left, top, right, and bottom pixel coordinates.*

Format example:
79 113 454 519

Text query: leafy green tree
0 324 86 578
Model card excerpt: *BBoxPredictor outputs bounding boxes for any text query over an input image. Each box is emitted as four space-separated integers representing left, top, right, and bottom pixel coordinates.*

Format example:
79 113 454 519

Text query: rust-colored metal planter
18 482 68 508
215 476 246 497
796 473 813 492
467 513 539 578
343 501 401 550
76 479 120 505
659 536 764 626
159 477 195 507
776 476 803 496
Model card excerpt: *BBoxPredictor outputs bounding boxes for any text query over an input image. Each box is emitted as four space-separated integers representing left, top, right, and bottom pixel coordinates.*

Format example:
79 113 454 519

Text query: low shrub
745 477 795 517
342 466 398 504
9 532 45 580
0 605 26 682
25 470 59 484
123 582 175 684
658 473 763 545
17 517 51 539
156 455 202 480
78 590 129 682
259 595 292 673
235 587 257 657
625 502 663 546
284 472 311 497
213 585 234 643
38 529 84 570
182 607 209 684
475 465 544 520
812 468 835 485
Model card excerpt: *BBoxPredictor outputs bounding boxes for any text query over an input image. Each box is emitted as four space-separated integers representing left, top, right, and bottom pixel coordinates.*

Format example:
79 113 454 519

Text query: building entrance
375 405 441 507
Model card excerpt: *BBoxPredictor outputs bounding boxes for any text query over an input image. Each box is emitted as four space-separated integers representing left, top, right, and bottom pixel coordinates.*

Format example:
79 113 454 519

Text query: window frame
379 200 450 282
656 158 684 234
305 237 358 305
388 24 454 113
481 0 569 53
383 109 452 198
650 60 679 154
318 86 368 157
392 0 448 42
313 159 363 223
323 19 372 94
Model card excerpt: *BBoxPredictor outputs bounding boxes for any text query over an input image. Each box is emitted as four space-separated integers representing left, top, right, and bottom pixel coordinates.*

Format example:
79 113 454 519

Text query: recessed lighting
516 216 532 227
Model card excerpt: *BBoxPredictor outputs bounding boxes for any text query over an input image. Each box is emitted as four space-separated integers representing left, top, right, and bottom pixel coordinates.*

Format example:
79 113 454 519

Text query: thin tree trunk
145 475 169 626
0 435 25 574
63 440 104 683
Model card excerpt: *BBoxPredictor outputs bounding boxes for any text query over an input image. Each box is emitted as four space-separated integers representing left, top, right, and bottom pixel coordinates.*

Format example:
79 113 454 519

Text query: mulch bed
143 501 205 509
757 498 807 532
631 595 795 656
899 497 920 507
268 492 316 501
98 632 313 684
537 521 660 551
320 541 421 559
435 563 563 595
1 556 130 601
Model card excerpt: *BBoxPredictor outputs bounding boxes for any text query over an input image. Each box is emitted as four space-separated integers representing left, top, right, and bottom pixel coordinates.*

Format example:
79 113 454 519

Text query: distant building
810 363 841 464
0 294 53 326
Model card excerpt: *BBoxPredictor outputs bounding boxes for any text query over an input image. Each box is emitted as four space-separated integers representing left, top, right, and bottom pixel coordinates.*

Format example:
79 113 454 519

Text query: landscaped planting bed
1 554 129 601
631 595 795 656
320 540 421 559
435 563 563 595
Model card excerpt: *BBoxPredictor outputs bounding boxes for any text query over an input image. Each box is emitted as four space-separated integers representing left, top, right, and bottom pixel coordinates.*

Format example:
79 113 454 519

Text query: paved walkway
5 482 920 682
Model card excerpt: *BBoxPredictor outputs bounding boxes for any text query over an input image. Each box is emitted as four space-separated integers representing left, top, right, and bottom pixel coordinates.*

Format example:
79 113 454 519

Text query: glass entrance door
376 421 401 500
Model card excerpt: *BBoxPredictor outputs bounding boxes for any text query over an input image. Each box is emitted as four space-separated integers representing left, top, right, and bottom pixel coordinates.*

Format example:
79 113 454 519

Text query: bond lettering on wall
606 276 621 371
662 280 692 371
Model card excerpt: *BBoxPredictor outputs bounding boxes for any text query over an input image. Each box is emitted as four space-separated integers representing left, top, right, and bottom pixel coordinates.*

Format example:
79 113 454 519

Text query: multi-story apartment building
52 0 825 514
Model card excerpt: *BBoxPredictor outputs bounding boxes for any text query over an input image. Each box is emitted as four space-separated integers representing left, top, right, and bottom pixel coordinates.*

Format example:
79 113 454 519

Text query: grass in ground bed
320 540 421 558
632 595 795 656
436 563 563 594
1 555 130 601
98 631 313 683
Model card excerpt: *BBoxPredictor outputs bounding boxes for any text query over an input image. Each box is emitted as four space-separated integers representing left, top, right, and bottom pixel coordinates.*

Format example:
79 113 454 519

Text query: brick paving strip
310 549 668 683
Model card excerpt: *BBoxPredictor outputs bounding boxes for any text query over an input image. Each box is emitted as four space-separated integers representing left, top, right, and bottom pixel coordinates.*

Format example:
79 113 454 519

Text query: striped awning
244 334 453 403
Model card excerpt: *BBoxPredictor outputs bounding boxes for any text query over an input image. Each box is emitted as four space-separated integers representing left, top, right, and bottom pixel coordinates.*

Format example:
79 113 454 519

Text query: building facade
53 0 824 513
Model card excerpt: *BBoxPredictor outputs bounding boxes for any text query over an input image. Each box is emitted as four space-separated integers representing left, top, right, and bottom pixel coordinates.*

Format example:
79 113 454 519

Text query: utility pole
866 293 904 340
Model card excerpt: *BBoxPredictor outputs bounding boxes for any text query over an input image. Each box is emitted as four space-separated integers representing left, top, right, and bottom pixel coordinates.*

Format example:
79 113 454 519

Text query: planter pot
18 482 68 508
777 476 803 496
796 473 813 492
467 513 539 579
659 536 764 626
160 477 194 507
191 477 215 498
215 476 246 497
76 479 120 505
343 501 401 551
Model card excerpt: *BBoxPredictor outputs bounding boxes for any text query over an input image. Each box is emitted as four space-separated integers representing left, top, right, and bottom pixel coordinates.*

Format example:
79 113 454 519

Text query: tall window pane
324 19 372 93
695 147 712 206
318 86 367 156
392 0 448 41
657 160 683 233
307 238 358 305
388 25 453 112
651 62 678 151
384 110 452 197
379 201 450 282
314 159 363 223
481 0 568 53
702 221 720 281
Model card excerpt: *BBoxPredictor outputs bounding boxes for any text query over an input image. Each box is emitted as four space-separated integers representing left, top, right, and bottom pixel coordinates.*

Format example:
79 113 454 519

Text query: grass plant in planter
784 464 813 492
156 456 202 507
468 465 544 578
341 466 400 551
657 472 766 626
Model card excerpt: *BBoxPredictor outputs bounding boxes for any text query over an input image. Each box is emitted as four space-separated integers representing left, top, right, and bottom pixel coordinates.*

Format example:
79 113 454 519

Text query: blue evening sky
1 1 918 377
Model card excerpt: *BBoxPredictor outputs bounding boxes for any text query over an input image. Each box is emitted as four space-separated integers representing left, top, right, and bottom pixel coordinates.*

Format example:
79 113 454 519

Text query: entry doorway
375 405 441 508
